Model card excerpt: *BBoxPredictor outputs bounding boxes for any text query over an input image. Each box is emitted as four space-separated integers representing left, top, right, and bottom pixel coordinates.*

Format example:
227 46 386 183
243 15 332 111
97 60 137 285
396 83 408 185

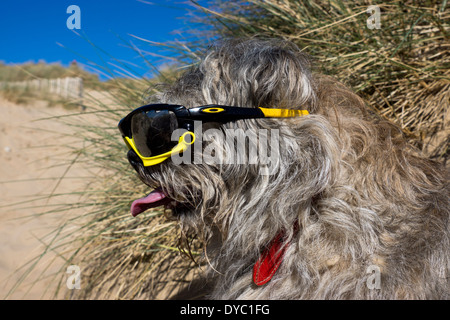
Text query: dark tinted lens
131 110 178 157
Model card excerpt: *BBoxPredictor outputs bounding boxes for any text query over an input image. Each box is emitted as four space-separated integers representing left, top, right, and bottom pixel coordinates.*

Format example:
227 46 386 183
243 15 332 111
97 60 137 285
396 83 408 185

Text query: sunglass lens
131 110 179 157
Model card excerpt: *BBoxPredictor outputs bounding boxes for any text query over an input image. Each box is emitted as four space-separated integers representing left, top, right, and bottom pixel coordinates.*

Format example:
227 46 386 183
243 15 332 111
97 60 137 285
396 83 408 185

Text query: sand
0 95 99 299
0 93 203 300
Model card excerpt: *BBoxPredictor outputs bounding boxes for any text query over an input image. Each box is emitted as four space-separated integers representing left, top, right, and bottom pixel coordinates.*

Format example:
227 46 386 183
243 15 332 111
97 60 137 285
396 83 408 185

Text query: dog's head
124 38 340 244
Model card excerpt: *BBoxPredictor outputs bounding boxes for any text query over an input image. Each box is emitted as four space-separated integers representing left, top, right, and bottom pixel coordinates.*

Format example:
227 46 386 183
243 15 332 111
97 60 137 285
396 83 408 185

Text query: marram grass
190 0 449 163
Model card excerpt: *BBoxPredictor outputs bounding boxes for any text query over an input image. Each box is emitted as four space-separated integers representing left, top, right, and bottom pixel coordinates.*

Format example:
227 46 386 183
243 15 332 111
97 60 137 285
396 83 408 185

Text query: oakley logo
201 107 225 113
170 121 280 176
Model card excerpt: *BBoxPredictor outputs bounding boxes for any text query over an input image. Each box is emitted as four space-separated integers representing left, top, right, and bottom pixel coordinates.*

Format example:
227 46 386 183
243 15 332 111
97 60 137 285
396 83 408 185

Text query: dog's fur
129 38 449 299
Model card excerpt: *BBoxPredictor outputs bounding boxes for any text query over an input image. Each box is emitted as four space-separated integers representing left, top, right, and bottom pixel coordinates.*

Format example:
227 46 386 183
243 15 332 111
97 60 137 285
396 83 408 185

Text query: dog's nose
127 149 143 169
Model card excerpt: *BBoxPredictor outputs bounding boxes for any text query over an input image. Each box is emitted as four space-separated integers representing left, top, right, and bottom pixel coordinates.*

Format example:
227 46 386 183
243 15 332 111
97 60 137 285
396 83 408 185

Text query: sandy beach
0 95 97 299
0 92 202 300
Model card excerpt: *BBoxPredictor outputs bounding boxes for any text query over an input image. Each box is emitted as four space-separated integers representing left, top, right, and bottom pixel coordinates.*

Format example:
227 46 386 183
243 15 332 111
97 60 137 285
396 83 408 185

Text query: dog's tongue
131 188 170 217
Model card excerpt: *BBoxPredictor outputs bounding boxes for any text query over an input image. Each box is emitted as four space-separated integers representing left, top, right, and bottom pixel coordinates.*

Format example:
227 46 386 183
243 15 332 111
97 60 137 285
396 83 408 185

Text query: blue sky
0 0 207 80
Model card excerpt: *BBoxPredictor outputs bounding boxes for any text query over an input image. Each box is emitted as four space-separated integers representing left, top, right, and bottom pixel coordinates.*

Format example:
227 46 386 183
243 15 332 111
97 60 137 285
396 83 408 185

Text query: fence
0 77 83 101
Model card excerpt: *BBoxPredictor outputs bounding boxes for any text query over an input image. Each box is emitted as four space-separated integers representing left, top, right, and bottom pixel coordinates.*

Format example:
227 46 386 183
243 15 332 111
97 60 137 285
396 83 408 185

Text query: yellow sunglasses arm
259 108 309 117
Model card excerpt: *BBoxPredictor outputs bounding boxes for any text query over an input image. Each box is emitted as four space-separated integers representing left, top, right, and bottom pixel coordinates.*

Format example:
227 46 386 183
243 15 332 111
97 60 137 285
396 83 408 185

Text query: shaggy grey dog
127 38 449 299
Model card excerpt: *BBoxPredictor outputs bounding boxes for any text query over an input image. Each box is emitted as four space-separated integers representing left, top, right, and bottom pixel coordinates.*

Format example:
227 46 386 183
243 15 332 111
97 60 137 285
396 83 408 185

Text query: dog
124 38 449 299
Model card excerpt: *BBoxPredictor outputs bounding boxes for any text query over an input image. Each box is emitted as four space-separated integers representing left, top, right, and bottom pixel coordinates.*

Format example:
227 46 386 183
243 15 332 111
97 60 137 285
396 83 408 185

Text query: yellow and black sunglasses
118 104 309 166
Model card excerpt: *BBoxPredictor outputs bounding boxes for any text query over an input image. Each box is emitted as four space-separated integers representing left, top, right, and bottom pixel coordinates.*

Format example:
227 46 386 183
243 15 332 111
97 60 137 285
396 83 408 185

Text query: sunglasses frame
118 104 309 166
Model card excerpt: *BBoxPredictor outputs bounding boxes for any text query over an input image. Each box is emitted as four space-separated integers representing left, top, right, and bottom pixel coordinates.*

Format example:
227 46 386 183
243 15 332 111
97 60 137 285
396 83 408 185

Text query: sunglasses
118 104 309 166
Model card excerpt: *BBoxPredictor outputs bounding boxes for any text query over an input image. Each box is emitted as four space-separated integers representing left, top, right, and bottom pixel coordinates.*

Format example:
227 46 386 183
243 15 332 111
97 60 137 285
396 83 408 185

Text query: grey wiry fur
131 38 449 299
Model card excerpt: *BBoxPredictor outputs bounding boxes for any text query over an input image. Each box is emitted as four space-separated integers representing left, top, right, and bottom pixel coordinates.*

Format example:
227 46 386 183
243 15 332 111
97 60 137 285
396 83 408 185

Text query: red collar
253 222 298 286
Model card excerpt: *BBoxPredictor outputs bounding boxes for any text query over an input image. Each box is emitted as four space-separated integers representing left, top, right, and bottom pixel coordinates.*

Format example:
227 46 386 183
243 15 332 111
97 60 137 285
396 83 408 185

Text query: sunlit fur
133 38 449 299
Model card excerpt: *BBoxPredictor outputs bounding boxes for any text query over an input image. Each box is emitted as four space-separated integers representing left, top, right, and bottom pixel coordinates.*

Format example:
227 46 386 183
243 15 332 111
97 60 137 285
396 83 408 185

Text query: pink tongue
131 188 170 217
